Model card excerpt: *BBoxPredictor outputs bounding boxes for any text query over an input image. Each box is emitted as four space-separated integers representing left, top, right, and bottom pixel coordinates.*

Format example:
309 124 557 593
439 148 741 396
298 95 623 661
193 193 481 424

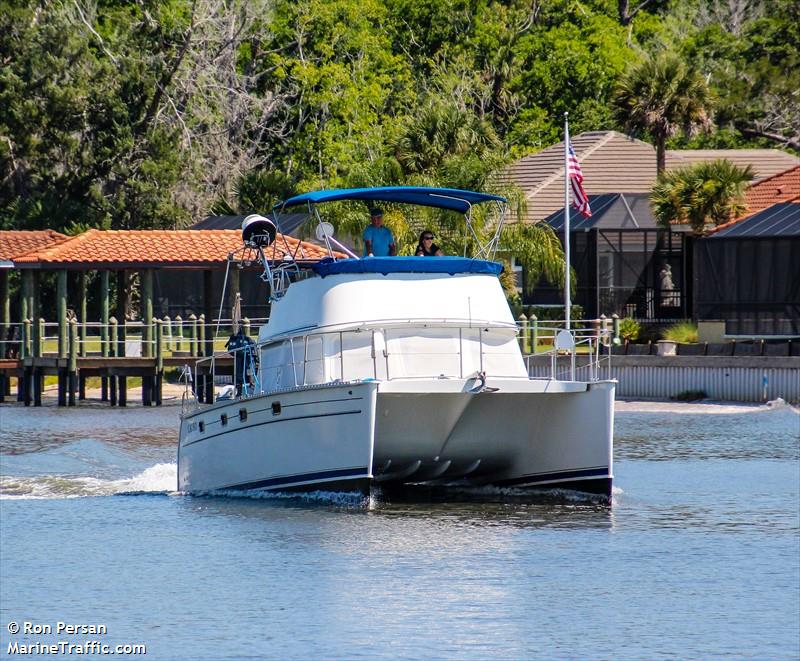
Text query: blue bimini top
311 256 504 278
277 187 507 215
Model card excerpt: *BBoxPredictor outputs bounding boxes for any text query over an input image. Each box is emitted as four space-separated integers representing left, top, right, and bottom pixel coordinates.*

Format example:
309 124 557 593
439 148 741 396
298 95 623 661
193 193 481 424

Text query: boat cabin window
257 326 526 392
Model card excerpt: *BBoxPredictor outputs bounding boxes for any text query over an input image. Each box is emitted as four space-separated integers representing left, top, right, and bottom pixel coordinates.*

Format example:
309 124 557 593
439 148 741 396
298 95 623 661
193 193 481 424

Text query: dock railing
0 316 268 360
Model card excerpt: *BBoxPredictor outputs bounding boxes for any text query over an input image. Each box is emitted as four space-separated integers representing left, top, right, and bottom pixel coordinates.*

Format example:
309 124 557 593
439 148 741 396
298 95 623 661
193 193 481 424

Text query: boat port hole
272 401 281 416
220 413 228 426
198 421 205 433
239 408 247 422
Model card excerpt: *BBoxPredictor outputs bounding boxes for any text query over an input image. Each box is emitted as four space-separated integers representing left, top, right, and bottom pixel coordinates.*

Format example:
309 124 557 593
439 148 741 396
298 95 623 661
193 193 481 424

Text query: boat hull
178 382 378 494
178 379 614 498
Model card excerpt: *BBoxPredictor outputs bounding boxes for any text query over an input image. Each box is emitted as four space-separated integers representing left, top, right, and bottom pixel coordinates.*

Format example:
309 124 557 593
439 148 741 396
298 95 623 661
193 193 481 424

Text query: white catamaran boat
177 187 615 498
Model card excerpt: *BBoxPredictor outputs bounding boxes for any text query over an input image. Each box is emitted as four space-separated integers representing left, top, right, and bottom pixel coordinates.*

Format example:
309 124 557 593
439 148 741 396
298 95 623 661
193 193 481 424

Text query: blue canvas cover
311 257 504 277
276 187 506 214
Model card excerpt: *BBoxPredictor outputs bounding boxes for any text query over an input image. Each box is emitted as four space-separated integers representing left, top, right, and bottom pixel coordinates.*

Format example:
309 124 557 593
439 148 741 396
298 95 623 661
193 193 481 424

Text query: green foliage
662 321 699 343
212 171 298 216
651 159 754 232
613 51 713 173
619 317 641 342
0 0 796 243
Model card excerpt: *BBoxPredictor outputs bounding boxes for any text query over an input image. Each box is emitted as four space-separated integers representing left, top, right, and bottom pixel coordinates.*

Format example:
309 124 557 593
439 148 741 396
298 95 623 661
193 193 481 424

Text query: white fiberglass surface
260 272 516 341
257 327 526 391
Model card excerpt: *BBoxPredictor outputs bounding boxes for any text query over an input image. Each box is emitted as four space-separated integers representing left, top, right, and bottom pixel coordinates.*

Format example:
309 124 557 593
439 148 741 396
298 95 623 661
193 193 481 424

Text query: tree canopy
651 159 755 233
1 0 796 237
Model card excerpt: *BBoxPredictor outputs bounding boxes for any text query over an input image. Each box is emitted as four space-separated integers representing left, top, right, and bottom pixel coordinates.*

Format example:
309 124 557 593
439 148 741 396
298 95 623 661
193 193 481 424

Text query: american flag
567 142 592 217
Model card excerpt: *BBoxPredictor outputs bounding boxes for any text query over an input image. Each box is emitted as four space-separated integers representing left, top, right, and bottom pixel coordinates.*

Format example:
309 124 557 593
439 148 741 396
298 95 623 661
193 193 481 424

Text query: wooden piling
78 272 87 357
517 313 528 354
155 318 163 406
57 367 67 406
109 317 118 405
188 314 197 357
68 319 78 406
34 369 42 407
22 318 30 360
174 315 183 353
33 322 43 407
163 315 172 352
101 271 110 401
37 318 45 357
198 314 206 357
57 269 68 358
0 269 8 354
141 269 153 359
23 364 33 407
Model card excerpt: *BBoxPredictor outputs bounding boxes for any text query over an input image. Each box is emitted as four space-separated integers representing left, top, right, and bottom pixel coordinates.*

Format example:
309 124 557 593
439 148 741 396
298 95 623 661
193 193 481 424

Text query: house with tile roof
502 131 658 223
693 166 800 337
503 131 800 224
504 134 800 331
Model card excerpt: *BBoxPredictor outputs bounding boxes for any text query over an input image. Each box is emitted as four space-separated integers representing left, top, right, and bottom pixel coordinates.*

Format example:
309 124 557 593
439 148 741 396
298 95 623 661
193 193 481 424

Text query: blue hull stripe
496 466 610 487
222 466 369 492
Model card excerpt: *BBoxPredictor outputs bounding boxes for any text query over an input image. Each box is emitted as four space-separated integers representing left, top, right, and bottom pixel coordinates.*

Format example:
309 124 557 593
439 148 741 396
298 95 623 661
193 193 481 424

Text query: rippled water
1 400 798 660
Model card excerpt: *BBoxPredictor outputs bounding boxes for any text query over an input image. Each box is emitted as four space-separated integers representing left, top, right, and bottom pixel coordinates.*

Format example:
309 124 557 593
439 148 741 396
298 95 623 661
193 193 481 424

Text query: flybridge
235 186 511 301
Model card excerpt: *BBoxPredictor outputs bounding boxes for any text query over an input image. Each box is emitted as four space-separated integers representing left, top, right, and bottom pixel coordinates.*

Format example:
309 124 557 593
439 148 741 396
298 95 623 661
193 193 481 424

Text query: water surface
1 400 798 659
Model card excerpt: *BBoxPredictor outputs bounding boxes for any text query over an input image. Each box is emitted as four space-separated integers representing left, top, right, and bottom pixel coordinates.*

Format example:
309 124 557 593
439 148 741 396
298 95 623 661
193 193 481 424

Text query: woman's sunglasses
423 236 434 241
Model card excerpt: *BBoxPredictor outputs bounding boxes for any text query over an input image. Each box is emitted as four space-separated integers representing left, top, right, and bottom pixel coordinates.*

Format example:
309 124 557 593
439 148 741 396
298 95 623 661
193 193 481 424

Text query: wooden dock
0 355 233 407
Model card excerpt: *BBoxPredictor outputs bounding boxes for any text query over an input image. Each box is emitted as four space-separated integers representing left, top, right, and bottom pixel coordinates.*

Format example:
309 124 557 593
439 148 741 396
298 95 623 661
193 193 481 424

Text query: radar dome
241 214 277 247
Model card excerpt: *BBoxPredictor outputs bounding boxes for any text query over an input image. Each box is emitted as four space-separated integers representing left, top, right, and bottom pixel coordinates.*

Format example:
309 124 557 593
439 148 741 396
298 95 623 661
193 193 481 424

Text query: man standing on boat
363 207 396 257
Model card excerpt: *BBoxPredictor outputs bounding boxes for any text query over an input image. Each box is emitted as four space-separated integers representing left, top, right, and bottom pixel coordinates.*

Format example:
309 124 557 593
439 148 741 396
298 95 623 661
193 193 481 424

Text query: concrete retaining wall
526 355 800 403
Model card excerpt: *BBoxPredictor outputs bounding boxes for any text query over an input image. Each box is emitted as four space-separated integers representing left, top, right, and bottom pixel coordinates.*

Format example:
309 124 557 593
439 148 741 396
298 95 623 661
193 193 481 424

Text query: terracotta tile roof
742 166 800 215
11 229 343 268
665 149 800 180
704 166 800 236
0 230 68 262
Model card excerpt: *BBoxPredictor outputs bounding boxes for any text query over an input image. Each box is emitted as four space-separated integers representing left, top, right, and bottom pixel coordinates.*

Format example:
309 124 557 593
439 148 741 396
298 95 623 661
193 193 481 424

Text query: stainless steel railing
182 322 612 412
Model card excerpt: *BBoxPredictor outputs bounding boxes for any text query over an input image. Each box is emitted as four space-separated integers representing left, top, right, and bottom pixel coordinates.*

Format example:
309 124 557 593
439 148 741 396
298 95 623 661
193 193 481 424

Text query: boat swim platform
0 355 232 407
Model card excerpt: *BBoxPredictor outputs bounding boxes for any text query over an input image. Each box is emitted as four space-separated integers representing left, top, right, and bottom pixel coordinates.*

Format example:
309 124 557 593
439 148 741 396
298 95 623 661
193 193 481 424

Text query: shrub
662 321 699 343
619 317 641 342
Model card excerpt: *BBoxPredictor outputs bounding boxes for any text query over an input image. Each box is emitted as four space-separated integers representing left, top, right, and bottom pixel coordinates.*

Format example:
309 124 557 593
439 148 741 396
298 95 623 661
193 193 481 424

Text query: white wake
0 462 178 500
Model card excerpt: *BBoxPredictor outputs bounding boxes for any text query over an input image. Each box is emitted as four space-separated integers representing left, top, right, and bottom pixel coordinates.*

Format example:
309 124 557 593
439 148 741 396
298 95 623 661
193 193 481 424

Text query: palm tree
651 159 754 233
614 52 713 174
392 101 502 175
210 170 297 216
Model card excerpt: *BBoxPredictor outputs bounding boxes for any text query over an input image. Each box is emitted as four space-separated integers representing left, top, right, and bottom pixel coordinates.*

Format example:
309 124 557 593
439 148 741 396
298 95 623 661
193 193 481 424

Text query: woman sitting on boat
415 230 443 257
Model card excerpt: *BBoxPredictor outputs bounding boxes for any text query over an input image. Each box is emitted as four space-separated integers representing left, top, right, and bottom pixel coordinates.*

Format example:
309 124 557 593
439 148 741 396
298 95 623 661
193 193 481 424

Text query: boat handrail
260 317 519 343
181 322 611 412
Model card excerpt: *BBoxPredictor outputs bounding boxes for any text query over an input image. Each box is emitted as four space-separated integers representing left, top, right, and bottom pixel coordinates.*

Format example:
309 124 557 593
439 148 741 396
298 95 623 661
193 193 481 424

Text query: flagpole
563 112 571 331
